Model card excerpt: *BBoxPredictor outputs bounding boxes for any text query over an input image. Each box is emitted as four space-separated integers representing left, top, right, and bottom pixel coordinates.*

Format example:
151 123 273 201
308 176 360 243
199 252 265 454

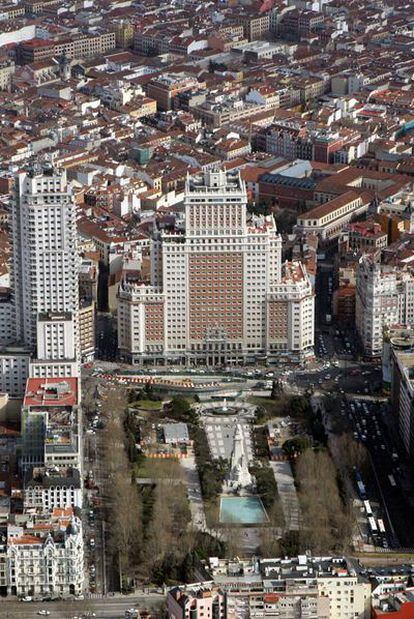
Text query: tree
279 530 300 556
170 397 196 423
102 389 143 588
335 433 370 477
295 450 353 554
309 408 327 445
289 396 310 418
259 527 280 558
144 382 154 399
282 436 311 457
142 481 193 584
271 379 283 400
249 464 281 511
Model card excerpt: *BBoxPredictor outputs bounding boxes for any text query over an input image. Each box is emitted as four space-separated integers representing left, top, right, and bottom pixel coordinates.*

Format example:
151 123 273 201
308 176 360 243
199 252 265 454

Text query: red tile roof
24 378 79 407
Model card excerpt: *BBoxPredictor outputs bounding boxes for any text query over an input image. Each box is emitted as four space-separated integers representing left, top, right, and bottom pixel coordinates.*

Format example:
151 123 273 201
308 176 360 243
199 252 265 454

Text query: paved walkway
179 454 208 531
270 460 301 531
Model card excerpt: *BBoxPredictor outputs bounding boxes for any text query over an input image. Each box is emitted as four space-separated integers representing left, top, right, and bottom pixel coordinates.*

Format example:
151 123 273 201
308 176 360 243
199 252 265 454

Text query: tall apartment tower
118 169 314 365
10 165 80 372
356 257 400 357
356 254 414 357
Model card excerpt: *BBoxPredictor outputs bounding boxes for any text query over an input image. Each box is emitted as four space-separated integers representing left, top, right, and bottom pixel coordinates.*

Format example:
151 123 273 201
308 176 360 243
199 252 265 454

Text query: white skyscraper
11 166 79 352
0 165 81 394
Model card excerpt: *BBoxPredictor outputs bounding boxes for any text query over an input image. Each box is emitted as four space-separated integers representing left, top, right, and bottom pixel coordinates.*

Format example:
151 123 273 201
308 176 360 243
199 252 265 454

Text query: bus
364 500 373 516
368 517 378 533
377 519 386 534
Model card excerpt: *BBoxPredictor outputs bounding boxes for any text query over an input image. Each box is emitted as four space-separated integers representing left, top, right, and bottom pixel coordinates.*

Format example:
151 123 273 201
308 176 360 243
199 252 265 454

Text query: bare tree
296 450 352 554
102 387 142 587
142 480 192 578
259 526 280 557
335 433 370 476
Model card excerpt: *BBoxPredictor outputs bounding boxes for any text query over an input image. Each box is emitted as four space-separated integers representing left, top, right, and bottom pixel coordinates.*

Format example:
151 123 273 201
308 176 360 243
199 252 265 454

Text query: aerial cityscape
0 0 414 618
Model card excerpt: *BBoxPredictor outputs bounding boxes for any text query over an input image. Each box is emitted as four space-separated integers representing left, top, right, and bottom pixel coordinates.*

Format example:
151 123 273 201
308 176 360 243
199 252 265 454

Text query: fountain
219 425 268 524
198 397 254 417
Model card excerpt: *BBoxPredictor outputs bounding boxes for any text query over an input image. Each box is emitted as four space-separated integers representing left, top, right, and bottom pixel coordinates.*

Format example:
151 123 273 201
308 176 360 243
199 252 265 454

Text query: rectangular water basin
219 496 268 524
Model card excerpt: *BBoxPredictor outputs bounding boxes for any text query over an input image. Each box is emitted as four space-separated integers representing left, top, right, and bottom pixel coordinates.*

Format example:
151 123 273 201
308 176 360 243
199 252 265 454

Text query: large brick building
118 169 314 365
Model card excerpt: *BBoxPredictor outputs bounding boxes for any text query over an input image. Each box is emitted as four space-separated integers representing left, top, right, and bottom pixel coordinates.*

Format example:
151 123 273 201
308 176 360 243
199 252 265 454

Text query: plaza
204 417 253 462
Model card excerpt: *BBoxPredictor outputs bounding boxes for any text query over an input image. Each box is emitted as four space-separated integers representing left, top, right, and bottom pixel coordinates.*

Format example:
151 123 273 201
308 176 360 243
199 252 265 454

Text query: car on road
21 596 32 602
37 611 50 616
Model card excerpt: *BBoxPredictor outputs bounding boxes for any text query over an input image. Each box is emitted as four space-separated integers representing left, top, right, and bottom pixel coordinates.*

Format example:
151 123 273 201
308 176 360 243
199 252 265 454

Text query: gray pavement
203 417 253 461
0 594 165 619
179 453 207 531
269 461 301 531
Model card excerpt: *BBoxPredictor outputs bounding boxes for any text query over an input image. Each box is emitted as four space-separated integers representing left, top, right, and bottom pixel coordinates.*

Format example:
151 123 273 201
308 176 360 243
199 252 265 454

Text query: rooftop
24 378 78 408
186 169 244 194
301 190 368 221
260 173 316 190
162 422 190 443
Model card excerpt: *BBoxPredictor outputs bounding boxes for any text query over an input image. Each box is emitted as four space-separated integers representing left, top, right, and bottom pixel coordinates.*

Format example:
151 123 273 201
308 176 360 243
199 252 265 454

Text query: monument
225 424 254 493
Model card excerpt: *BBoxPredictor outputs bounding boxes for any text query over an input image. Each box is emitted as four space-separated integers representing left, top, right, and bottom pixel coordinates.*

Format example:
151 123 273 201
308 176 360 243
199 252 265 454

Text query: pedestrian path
179 454 207 531
270 461 301 531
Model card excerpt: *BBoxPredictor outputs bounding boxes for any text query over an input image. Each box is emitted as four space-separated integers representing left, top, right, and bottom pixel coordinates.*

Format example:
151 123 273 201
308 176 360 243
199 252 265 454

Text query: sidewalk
179 453 207 531
269 460 301 531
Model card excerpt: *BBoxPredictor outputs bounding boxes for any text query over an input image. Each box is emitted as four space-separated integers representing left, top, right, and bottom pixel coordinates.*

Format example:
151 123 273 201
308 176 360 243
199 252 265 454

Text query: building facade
2 165 82 393
20 378 81 474
78 301 95 362
6 512 84 597
168 586 226 619
391 349 414 464
12 167 80 356
24 467 82 511
356 256 414 357
170 556 371 619
118 169 314 365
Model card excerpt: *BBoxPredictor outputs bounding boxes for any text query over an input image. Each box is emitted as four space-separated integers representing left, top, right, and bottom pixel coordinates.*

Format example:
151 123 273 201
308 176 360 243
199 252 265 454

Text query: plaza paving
204 416 253 461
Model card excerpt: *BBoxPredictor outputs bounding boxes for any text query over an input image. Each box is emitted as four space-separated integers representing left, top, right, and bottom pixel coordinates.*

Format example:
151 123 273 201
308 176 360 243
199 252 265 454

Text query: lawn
135 457 184 480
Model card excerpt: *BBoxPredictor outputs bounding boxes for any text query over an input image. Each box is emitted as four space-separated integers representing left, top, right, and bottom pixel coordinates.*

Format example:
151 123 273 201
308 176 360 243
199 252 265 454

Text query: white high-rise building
0 165 81 395
118 169 314 365
356 255 414 357
11 166 79 355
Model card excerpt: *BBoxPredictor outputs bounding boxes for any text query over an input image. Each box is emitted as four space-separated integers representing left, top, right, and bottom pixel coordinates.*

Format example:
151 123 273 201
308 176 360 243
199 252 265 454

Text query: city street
341 397 414 549
0 594 165 619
